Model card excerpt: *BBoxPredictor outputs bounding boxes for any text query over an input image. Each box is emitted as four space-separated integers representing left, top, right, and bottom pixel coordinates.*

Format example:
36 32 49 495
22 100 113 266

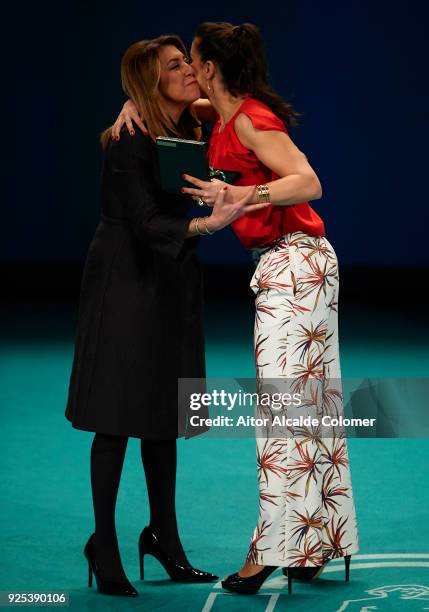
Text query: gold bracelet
194 218 205 236
256 184 270 203
202 217 215 235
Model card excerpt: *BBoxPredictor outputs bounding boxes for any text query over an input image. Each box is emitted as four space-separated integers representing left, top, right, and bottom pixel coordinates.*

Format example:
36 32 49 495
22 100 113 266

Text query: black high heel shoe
84 534 138 597
138 526 218 583
282 554 351 582
221 566 284 595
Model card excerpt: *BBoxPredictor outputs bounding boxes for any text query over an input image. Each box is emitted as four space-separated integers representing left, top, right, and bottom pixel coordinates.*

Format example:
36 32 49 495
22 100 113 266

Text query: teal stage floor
1 300 428 611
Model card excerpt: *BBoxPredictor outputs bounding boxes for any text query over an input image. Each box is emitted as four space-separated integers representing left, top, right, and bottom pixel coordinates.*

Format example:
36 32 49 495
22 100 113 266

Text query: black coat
65 121 205 439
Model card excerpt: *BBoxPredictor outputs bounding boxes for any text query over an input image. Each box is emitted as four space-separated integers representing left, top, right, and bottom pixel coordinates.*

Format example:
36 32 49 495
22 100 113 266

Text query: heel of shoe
287 571 293 594
138 526 218 583
344 555 351 581
84 533 138 597
138 540 145 580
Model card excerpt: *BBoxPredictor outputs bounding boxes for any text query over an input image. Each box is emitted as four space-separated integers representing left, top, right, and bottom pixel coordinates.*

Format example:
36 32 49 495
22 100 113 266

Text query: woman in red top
114 21 359 596
185 22 359 595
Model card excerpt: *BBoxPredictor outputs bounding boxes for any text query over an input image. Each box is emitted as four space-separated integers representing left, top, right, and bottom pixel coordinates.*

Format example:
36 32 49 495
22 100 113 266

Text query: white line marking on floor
322 561 429 573
263 563 429 588
330 553 429 560
201 591 281 612
202 557 429 610
201 592 217 612
335 584 429 612
265 593 281 612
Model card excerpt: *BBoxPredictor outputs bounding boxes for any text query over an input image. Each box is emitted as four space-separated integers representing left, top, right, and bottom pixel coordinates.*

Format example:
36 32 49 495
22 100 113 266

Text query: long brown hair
194 22 300 126
101 35 196 148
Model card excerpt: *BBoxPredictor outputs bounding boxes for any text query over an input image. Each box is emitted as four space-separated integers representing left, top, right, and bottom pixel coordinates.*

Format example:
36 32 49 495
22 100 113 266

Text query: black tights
90 433 186 581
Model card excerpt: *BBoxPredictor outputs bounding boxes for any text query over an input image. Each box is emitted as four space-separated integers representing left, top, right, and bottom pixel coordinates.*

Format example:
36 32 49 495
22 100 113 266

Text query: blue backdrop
6 0 428 266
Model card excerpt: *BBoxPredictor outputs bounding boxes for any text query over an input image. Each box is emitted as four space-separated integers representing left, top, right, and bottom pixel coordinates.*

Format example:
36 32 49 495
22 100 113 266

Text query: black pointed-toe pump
84 534 138 597
282 554 351 582
138 526 218 583
221 566 286 595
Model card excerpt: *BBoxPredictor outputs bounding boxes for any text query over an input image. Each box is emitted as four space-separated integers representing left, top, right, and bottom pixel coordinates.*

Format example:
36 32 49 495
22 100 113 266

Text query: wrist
193 216 220 236
205 216 220 233
231 185 242 204
235 185 257 204
255 184 270 204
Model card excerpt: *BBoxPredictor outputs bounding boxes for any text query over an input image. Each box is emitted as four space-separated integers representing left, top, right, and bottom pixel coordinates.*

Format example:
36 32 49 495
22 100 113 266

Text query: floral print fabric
247 231 359 566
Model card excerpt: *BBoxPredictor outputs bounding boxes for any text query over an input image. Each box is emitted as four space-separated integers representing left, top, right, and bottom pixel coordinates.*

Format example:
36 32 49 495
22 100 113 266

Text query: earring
207 80 212 93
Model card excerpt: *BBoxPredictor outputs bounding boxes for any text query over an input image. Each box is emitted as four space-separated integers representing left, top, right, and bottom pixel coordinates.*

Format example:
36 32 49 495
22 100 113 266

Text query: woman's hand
182 174 246 206
207 185 269 232
111 100 147 140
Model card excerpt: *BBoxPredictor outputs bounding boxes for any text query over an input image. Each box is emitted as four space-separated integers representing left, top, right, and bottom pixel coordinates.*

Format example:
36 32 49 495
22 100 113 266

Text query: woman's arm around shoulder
190 99 219 124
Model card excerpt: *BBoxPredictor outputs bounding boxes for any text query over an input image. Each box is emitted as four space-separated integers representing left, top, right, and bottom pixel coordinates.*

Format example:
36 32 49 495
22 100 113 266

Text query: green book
156 136 242 194
156 137 210 193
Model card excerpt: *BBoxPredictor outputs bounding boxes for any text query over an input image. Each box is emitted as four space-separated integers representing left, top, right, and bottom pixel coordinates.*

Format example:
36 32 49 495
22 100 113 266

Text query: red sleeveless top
208 97 325 249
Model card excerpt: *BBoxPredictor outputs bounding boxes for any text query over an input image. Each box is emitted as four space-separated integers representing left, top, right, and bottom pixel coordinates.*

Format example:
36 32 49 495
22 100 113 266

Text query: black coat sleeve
107 130 190 259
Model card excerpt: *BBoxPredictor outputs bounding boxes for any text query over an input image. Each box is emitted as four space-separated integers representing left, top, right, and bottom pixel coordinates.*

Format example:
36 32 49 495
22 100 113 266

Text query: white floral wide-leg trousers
247 231 359 567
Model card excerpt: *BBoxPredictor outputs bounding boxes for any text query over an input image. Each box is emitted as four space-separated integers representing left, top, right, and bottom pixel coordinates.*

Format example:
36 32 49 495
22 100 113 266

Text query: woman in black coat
65 35 267 598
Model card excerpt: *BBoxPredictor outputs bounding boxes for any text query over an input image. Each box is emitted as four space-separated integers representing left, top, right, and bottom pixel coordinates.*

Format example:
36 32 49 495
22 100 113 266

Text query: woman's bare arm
190 99 218 124
233 113 322 205
111 98 218 140
182 114 322 206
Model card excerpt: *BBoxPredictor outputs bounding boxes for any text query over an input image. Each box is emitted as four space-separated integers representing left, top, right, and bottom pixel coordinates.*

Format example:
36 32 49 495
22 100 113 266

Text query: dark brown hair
101 34 198 148
194 22 300 126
